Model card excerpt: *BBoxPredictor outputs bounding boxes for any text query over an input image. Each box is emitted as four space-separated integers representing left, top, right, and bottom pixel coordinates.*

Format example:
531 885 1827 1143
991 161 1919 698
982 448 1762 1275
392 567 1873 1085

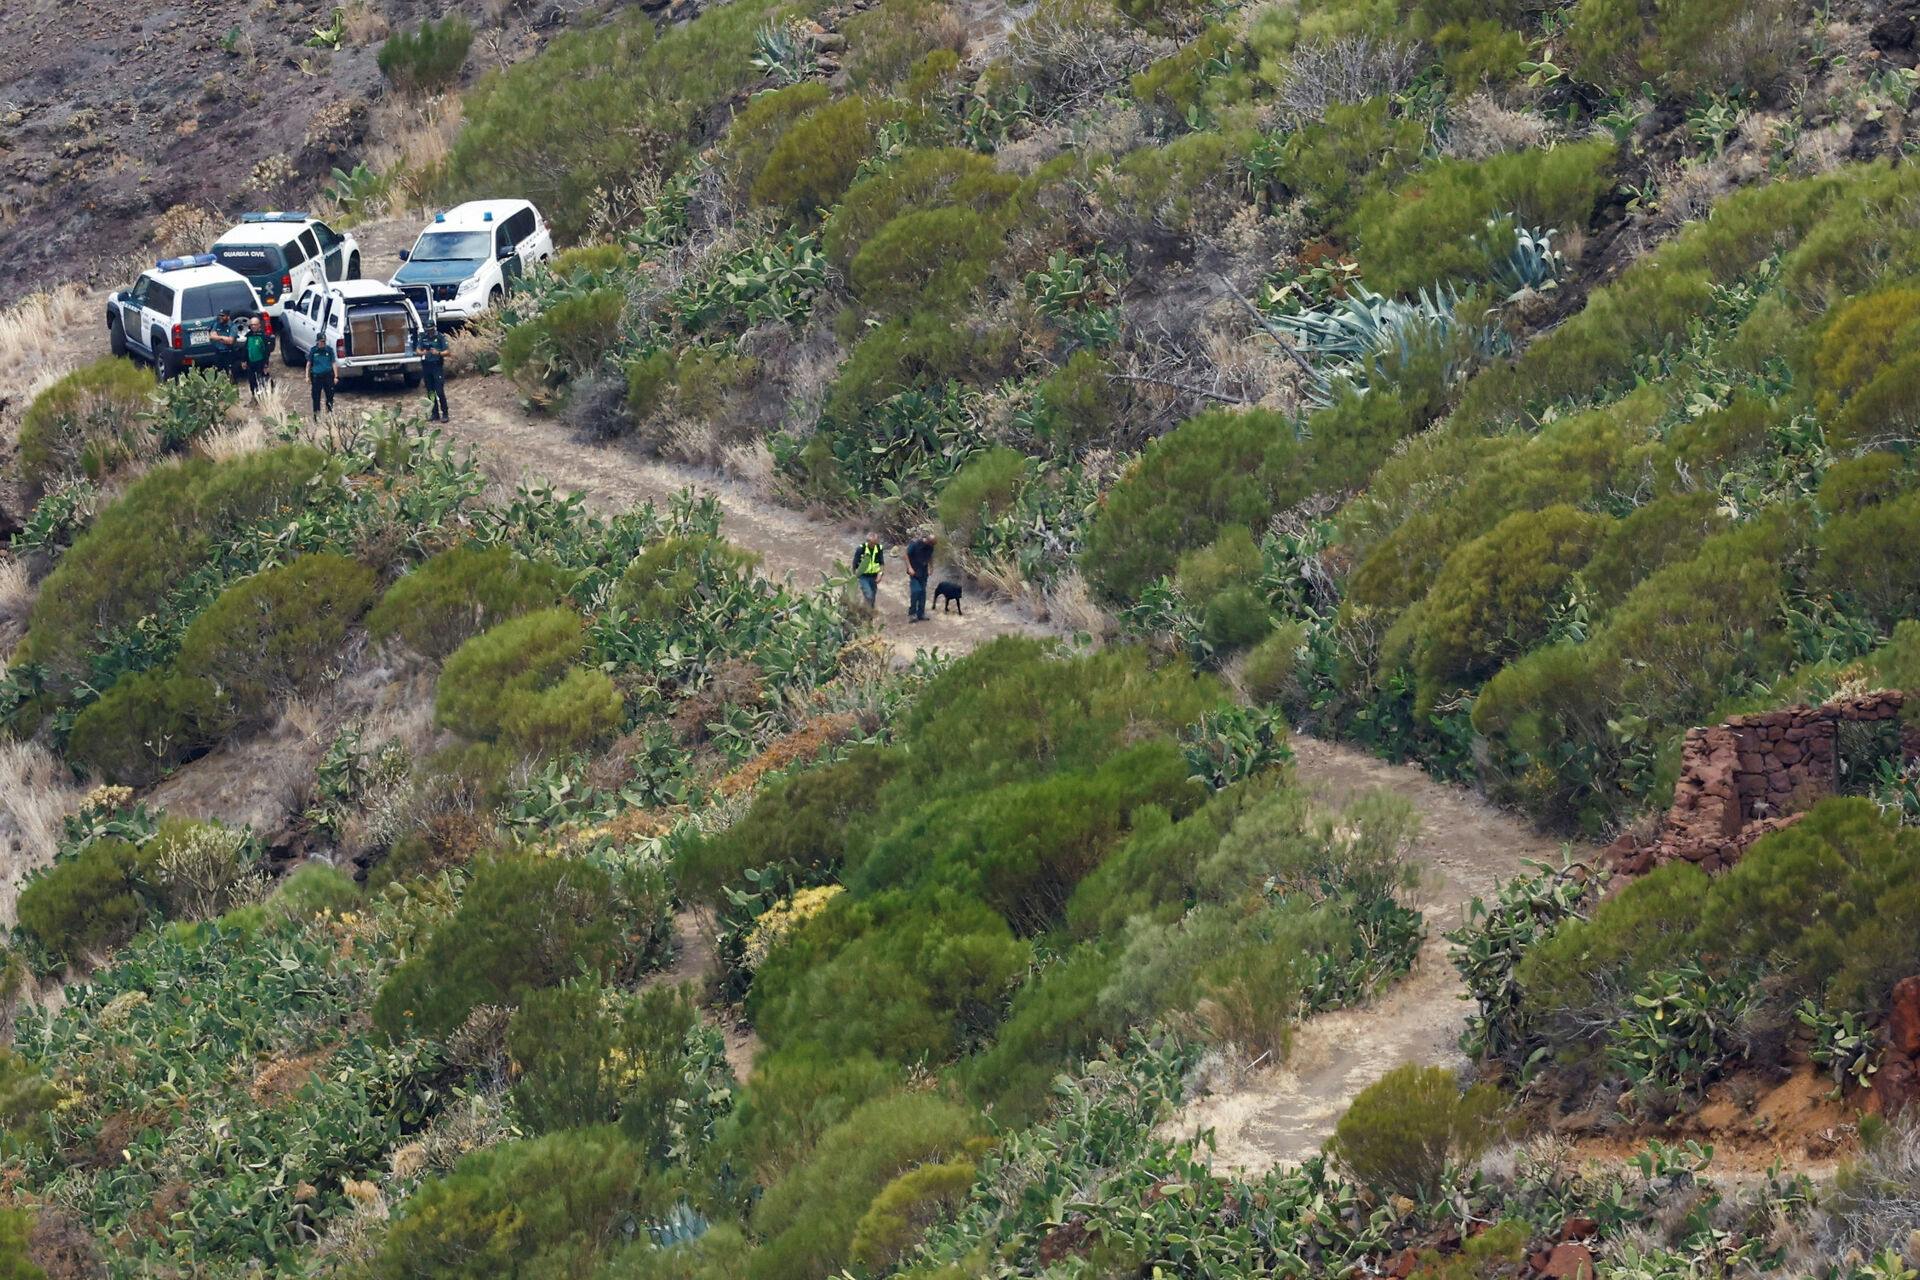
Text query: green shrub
501 287 627 385
267 863 361 921
373 854 626 1039
1033 349 1120 449
625 350 678 422
375 1127 662 1279
723 84 831 195
822 311 1020 421
1131 24 1246 118
1200 586 1274 654
844 0 963 89
1175 525 1261 602
1240 621 1306 708
1659 395 1779 483
508 981 702 1143
847 1158 977 1270
1815 493 1920 626
849 205 1000 315
19 446 330 686
145 367 237 452
1582 492 1728 607
1817 451 1911 515
963 946 1122 1121
748 1092 981 1280
0 1207 43 1280
1328 1064 1504 1200
1568 0 1794 94
1411 505 1607 709
16 839 146 961
824 148 1016 269
613 535 762 624
17 357 154 496
712 1049 899 1187
436 608 623 757
138 818 264 922
1814 287 1920 415
937 447 1027 543
1272 98 1425 223
596 1227 752 1280
1349 140 1616 295
378 15 473 93
1832 350 1920 454
552 244 632 279
65 668 220 785
174 553 378 727
752 96 878 215
677 748 900 907
368 546 569 660
1101 128 1262 236
0 1048 61 1159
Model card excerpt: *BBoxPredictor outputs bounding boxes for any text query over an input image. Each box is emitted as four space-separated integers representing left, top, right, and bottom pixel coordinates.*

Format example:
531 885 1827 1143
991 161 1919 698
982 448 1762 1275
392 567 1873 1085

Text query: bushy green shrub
1100 128 1262 237
1328 1064 1504 1200
937 447 1027 543
0 1207 43 1280
65 668 220 785
18 357 154 496
378 15 472 93
677 748 900 907
752 96 878 215
711 1049 899 1187
723 84 831 195
15 839 146 961
847 1157 977 1270
373 854 627 1039
267 863 361 921
1410 505 1607 709
843 0 963 89
824 149 1016 270
1273 98 1425 223
1832 351 1920 454
849 205 1000 315
1814 286 1920 415
1582 492 1727 607
174 553 378 727
596 1227 753 1280
1817 451 1910 515
375 1127 662 1279
508 981 702 1143
1084 408 1302 603
962 946 1122 1121
20 446 329 686
436 608 623 757
552 244 632 280
748 1091 981 1280
1814 493 1920 626
613 535 761 624
501 287 627 385
1201 586 1274 653
1567 0 1794 94
821 311 1020 421
138 818 264 923
1131 23 1245 118
625 350 678 422
368 546 569 660
1349 141 1616 295
1175 525 1261 603
1240 621 1307 709
1033 350 1119 449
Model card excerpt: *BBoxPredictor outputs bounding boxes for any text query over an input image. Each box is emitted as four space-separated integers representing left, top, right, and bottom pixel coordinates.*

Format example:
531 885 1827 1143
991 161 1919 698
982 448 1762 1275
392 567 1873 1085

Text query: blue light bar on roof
156 254 218 271
482 211 493 221
434 212 446 222
240 211 309 223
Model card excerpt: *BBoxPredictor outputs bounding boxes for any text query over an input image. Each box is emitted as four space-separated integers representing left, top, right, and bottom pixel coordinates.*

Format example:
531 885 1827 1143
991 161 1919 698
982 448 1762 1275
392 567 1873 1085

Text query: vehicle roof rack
156 253 218 271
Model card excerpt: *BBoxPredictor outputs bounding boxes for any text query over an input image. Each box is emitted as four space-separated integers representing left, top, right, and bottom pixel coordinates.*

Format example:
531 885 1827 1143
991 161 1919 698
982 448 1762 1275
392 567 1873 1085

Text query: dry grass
358 93 464 218
0 286 96 437
0 557 32 648
722 439 777 495
342 0 390 45
0 732 88 926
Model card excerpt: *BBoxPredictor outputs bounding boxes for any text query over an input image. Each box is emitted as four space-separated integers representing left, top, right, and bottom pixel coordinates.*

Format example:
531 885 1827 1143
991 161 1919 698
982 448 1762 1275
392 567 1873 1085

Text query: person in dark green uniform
416 322 450 422
308 334 337 418
241 316 272 400
209 309 245 379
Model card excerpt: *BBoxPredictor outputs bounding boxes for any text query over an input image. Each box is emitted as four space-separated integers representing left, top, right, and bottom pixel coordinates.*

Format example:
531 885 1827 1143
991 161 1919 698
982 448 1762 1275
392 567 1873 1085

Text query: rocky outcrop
1876 975 1920 1117
1608 691 1916 874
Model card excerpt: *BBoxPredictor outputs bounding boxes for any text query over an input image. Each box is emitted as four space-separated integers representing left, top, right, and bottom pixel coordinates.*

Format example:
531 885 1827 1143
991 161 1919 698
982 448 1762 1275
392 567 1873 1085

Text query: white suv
280 280 425 386
392 199 553 325
106 255 268 380
209 212 361 316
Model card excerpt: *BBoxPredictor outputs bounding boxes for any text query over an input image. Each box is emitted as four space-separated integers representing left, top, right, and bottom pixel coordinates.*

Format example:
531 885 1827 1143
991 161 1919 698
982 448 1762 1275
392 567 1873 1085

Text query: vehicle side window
505 209 534 244
300 230 322 261
313 222 341 249
129 278 152 307
283 235 307 267
147 283 175 317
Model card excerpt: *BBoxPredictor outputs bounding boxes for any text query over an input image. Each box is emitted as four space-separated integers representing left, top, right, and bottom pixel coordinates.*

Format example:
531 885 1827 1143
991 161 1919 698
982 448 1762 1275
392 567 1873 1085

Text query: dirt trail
1168 738 1570 1172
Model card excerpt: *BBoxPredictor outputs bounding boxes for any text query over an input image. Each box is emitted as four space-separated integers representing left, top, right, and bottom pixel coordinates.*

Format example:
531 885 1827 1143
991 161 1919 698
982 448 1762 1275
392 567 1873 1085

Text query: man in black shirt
905 531 936 622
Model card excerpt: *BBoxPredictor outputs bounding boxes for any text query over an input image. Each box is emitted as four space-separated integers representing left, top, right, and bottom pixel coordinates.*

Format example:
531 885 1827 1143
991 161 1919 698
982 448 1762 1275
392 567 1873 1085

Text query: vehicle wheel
283 338 307 369
489 286 503 309
402 370 421 389
347 253 361 280
152 335 175 380
108 317 127 357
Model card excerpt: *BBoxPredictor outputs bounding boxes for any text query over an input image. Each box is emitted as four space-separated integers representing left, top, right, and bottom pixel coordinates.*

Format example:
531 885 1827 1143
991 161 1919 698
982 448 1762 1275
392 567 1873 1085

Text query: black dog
933 580 964 614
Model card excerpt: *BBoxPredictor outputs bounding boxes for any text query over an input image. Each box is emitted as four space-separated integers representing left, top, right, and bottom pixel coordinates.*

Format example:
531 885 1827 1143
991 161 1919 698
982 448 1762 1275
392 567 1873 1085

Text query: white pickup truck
279 280 425 386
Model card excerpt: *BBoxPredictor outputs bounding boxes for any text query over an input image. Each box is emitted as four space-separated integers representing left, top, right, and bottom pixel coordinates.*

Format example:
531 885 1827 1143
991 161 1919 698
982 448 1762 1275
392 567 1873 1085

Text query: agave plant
1486 220 1567 301
750 18 817 85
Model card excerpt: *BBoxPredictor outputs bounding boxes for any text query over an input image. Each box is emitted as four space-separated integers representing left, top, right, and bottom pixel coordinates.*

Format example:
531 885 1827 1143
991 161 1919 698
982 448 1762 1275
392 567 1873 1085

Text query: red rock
1541 1243 1596 1279
1876 1056 1919 1116
1890 976 1920 1058
1559 1217 1598 1241
1387 1248 1418 1279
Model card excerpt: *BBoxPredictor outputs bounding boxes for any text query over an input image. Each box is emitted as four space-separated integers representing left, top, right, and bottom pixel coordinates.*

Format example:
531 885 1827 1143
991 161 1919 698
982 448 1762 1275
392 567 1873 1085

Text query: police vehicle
280 279 425 386
392 199 553 325
208 212 361 316
106 255 268 380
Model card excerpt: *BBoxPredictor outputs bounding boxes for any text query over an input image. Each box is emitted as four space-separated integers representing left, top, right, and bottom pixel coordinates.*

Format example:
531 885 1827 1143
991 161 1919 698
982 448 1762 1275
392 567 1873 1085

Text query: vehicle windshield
181 282 259 321
409 231 490 262
211 244 285 275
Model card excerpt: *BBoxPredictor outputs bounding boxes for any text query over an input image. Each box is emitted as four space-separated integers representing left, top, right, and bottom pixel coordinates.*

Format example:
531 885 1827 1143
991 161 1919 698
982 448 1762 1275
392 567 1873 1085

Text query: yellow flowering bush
744 884 844 972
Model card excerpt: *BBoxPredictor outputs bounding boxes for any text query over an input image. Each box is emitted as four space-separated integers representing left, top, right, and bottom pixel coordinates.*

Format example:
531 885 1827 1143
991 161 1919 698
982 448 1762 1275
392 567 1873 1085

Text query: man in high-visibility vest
854 534 884 611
